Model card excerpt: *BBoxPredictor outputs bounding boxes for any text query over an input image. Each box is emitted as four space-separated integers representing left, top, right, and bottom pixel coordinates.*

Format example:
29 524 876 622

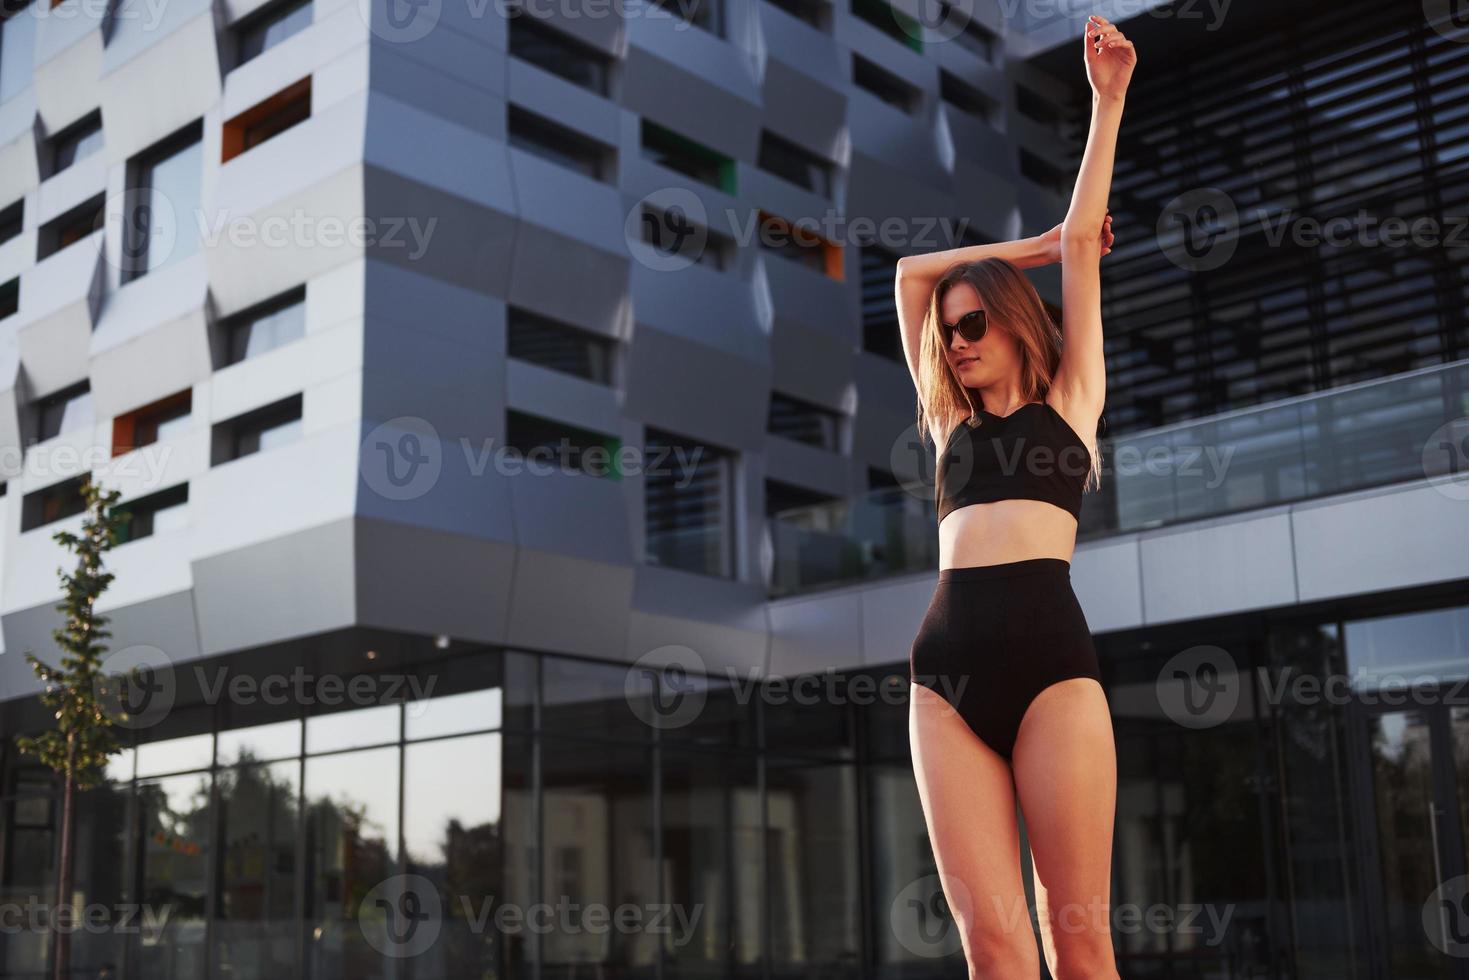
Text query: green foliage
14 480 132 792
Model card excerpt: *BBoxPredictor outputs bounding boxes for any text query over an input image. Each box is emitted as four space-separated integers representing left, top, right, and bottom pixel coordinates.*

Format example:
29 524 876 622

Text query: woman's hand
1042 212 1114 264
1083 14 1136 102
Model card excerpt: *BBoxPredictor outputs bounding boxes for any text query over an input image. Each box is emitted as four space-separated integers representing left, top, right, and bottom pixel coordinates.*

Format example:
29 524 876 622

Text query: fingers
1086 14 1129 55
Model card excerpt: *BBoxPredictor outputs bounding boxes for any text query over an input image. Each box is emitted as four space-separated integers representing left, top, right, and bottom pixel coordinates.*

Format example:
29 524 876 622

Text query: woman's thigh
908 682 1040 975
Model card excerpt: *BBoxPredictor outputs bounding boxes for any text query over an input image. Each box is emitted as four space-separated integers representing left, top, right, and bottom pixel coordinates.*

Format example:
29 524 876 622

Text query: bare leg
909 683 1041 979
1012 677 1119 980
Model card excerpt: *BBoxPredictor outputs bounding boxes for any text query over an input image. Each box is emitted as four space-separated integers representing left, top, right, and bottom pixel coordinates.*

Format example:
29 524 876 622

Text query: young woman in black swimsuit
894 15 1135 979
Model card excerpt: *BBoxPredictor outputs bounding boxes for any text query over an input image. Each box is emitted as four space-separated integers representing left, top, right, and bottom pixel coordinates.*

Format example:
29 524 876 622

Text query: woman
895 15 1135 980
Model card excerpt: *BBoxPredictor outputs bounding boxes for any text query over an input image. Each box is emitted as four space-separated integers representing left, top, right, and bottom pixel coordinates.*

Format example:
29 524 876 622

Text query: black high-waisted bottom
909 557 1102 761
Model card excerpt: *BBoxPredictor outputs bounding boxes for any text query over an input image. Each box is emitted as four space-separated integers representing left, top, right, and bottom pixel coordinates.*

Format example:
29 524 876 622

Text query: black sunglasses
941 308 989 345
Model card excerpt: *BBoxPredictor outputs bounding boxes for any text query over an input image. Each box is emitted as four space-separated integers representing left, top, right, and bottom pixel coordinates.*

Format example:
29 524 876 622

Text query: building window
763 0 828 30
124 125 203 278
21 475 87 532
222 77 310 163
507 104 611 180
1019 147 1068 196
768 392 841 449
37 194 103 260
115 484 189 543
505 411 621 477
949 8 997 60
233 0 311 66
641 120 736 194
941 71 997 123
850 0 920 51
644 427 736 578
0 2 37 104
221 286 306 365
758 131 832 197
852 54 919 113
212 394 304 464
112 390 192 456
649 0 721 35
756 211 842 279
507 13 610 94
45 111 102 177
0 199 20 244
765 479 836 519
34 381 93 441
1015 83 1066 130
639 203 731 270
0 278 16 321
507 307 614 383
859 244 901 361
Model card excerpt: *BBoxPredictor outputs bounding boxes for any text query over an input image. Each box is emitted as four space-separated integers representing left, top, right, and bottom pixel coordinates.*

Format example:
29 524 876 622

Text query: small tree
15 480 131 980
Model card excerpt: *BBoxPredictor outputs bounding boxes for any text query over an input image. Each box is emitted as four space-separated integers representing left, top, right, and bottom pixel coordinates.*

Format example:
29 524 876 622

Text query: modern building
0 0 1464 976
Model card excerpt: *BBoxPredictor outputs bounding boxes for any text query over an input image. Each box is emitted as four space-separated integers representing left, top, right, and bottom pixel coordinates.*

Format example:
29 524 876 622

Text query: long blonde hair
915 258 1102 492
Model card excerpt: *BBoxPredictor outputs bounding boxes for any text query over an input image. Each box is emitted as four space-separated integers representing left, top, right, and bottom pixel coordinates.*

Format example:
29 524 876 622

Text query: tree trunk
54 740 75 980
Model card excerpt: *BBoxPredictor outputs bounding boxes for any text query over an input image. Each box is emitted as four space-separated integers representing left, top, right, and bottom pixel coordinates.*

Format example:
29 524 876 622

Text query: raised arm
1054 14 1135 423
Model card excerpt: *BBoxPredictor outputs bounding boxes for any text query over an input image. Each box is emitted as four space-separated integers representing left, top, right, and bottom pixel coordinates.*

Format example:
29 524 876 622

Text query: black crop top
934 402 1091 523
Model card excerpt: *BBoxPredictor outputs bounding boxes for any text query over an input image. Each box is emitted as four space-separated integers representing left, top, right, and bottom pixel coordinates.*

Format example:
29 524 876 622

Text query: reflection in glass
1455 708 1469 878
137 773 212 978
661 749 760 980
216 760 300 977
403 734 506 979
1345 605 1469 692
767 758 860 978
217 719 302 765
541 656 649 742
305 747 400 980
136 733 214 777
405 687 503 741
541 738 657 980
305 703 400 755
867 759 950 978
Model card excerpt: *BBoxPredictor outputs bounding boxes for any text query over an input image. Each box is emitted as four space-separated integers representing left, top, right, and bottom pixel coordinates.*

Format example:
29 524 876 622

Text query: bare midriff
937 498 1078 570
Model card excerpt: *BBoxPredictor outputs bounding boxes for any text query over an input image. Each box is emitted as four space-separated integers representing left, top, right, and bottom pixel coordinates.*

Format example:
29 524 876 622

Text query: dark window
763 0 827 29
758 131 832 196
233 0 311 65
768 392 841 449
35 381 92 441
46 111 102 176
212 394 304 464
649 0 720 34
507 13 610 94
757 211 838 277
115 484 189 543
0 199 21 245
37 193 103 260
766 480 836 519
644 427 736 578
1019 148 1068 195
21 475 87 532
850 0 919 50
507 104 610 180
113 390 192 455
859 244 901 360
222 287 306 365
124 124 203 278
852 54 919 113
0 277 16 321
1015 83 1065 129
941 71 997 123
949 9 997 60
505 411 621 477
222 78 310 162
507 307 614 383
639 204 731 270
867 466 899 490
641 120 735 193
